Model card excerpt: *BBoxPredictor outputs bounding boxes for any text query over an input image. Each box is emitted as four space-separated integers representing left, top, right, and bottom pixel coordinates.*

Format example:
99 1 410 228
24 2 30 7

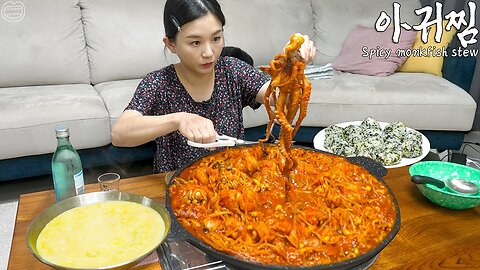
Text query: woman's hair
164 0 226 41
221 46 254 66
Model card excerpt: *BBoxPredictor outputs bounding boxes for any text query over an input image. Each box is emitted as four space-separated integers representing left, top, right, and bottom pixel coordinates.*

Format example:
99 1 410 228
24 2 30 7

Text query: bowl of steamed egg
26 191 171 270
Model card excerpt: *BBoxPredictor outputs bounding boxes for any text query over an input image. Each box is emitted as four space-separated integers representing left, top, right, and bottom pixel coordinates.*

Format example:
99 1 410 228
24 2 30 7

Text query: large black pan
165 145 400 270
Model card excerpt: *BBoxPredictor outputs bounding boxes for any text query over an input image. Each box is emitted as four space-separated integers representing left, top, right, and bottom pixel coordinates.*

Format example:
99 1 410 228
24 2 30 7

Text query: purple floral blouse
126 56 269 173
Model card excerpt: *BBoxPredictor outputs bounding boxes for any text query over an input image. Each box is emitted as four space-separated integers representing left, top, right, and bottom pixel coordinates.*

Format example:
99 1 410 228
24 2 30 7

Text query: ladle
411 175 479 195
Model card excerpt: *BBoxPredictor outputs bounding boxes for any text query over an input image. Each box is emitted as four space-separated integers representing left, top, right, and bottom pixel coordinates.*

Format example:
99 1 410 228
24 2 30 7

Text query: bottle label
74 170 85 195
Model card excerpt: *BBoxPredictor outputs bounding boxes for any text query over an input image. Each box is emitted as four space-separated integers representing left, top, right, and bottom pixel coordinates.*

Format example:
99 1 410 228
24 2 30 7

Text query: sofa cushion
243 105 269 129
332 25 417 76
79 0 168 84
219 0 314 66
0 0 90 87
305 71 476 131
312 0 421 65
0 84 110 159
243 72 477 132
94 79 142 126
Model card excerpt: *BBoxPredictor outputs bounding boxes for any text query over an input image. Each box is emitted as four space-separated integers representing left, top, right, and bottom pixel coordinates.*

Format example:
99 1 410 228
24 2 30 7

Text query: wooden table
8 167 480 269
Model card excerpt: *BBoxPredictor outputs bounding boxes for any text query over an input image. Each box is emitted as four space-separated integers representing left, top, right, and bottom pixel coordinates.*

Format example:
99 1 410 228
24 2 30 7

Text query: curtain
420 0 480 129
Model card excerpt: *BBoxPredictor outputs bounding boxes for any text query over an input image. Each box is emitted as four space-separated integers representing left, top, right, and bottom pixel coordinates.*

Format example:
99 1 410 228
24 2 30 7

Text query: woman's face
170 13 224 75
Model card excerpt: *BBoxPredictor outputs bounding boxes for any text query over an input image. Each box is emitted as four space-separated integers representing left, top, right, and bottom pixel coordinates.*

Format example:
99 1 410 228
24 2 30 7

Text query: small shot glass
97 172 120 191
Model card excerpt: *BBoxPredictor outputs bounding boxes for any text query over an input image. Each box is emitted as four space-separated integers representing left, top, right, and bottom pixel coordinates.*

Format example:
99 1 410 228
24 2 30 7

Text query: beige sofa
0 0 476 181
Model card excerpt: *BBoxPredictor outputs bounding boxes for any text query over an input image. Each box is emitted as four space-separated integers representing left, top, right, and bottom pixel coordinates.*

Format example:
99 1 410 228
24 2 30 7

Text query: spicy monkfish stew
169 145 397 267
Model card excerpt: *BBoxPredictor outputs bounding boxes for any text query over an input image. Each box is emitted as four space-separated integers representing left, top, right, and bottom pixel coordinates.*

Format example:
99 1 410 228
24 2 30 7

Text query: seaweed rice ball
322 117 425 167
323 125 344 149
360 117 382 136
384 122 407 140
329 139 347 155
343 125 364 145
383 134 402 151
357 134 383 159
402 130 423 158
378 149 402 166
342 143 357 157
404 130 422 142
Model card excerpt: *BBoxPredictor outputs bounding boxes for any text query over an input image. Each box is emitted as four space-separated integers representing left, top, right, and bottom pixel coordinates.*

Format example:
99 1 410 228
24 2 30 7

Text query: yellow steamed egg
36 201 165 268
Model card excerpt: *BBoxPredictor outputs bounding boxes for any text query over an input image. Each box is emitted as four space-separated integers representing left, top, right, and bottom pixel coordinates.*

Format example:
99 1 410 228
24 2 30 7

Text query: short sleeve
125 71 162 115
227 57 269 110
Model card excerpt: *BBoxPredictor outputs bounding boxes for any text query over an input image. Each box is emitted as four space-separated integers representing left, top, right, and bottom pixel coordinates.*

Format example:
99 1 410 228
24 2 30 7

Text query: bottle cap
55 127 70 138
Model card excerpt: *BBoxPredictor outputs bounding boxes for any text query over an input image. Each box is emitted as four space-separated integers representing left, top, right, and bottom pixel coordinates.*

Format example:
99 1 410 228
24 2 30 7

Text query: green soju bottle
51 128 85 201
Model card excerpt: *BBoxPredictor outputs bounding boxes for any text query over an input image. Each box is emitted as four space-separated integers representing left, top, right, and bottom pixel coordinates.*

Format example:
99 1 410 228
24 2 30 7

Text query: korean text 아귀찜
375 1 478 48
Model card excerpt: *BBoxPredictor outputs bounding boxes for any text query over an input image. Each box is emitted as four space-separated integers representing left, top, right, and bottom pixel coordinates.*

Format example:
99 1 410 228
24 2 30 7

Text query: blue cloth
442 47 477 92
304 63 333 80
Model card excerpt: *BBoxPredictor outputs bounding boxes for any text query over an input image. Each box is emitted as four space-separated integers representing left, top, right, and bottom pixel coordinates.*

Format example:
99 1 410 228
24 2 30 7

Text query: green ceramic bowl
409 161 480 210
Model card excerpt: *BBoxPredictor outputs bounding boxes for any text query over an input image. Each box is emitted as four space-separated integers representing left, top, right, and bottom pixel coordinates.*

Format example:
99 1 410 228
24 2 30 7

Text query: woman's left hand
298 34 316 64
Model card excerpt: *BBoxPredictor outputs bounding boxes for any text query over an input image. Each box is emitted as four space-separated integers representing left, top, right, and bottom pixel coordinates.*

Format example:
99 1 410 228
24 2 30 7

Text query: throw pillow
397 20 457 76
332 25 417 76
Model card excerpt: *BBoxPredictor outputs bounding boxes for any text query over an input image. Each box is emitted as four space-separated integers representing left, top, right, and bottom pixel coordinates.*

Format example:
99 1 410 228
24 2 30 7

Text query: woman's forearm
256 81 270 103
111 110 181 147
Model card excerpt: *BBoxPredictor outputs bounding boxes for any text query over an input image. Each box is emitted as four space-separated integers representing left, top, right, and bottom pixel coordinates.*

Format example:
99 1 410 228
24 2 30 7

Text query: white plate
313 121 431 169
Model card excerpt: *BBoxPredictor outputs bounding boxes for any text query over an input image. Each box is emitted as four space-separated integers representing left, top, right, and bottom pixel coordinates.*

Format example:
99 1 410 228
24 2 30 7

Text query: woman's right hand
177 112 217 144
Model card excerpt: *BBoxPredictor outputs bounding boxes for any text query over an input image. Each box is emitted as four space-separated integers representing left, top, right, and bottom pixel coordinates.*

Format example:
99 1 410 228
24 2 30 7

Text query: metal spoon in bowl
411 175 479 195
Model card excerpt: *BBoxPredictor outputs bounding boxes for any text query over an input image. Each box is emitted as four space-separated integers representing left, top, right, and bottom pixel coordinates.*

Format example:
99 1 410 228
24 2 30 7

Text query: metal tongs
187 134 248 148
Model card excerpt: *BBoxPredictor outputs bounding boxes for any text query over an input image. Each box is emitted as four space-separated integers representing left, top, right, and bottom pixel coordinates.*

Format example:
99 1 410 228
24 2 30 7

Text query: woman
111 0 316 173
